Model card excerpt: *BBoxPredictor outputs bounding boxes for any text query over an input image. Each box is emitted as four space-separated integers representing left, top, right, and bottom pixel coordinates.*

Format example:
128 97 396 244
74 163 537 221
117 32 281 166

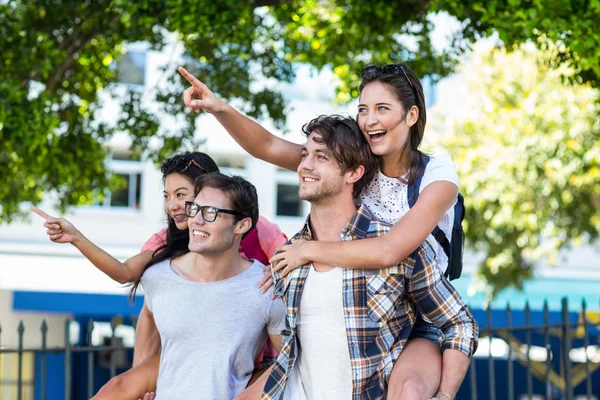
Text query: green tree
436 40 600 297
433 0 600 87
0 0 453 222
1 0 599 225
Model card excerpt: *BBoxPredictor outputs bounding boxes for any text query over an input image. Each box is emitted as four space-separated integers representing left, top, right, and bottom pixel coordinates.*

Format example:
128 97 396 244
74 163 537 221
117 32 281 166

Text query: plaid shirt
262 205 478 400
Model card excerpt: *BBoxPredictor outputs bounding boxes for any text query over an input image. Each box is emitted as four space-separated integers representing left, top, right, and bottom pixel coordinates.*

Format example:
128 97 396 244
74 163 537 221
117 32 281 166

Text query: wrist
305 240 317 258
212 99 230 115
71 231 84 246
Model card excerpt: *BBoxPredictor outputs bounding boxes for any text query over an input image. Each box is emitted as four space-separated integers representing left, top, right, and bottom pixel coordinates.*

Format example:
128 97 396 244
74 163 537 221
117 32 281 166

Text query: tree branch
45 14 120 94
45 32 98 93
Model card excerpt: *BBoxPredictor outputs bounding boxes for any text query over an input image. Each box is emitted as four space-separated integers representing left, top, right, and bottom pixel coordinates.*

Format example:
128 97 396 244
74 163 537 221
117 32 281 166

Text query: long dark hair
359 62 427 185
129 152 219 301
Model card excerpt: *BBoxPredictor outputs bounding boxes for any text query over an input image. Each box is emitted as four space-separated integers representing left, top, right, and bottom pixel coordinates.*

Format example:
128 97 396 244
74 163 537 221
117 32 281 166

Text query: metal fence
460 298 600 400
1 298 599 399
0 317 137 400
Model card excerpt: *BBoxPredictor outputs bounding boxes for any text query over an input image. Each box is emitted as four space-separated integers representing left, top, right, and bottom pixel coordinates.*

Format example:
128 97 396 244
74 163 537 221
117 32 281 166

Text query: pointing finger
178 67 206 90
30 205 52 221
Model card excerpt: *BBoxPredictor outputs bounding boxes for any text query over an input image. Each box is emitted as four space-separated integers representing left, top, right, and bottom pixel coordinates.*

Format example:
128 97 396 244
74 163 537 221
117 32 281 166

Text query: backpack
406 154 465 280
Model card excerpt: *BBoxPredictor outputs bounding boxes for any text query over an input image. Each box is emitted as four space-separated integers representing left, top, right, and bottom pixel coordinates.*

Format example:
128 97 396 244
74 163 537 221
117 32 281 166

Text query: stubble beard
299 179 343 204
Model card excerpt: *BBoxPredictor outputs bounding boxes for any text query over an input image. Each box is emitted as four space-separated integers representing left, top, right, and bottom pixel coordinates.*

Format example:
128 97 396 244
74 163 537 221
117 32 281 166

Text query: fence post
581 299 592 398
561 298 573 400
87 319 95 399
17 321 24 400
41 320 48 400
543 301 552 400
506 304 514 400
487 307 495 400
64 319 71 400
469 304 478 400
525 302 533 399
110 318 117 378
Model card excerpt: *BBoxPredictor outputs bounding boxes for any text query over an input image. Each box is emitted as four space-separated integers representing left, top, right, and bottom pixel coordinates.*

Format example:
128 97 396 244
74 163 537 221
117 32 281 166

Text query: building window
116 51 146 85
276 184 303 217
101 173 142 209
92 157 144 210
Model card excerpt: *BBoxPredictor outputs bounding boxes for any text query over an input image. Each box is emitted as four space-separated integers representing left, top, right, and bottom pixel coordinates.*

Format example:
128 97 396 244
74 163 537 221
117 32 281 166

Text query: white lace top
359 154 459 273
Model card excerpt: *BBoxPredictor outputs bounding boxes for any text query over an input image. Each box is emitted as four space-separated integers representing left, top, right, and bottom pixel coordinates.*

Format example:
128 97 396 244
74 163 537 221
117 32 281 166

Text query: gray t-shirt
142 259 286 400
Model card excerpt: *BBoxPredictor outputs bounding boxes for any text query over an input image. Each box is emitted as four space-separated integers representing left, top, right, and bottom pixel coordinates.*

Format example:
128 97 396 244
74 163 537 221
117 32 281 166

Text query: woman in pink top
32 152 286 371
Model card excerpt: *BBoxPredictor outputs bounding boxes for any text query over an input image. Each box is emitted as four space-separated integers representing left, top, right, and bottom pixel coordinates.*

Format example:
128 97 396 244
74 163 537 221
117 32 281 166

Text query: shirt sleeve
420 153 459 192
256 216 288 258
405 244 479 357
266 298 287 336
140 229 167 253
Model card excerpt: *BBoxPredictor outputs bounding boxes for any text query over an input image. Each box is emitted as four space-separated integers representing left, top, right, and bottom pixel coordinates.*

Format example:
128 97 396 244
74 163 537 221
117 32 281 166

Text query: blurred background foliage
436 40 600 296
1 0 599 294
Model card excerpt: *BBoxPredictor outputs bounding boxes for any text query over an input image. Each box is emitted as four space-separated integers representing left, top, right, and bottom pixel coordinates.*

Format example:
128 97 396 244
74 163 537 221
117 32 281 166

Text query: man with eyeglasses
94 173 286 400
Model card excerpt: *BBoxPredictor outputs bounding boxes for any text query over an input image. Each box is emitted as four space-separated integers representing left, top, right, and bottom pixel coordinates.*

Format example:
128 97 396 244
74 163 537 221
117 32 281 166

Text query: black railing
1 298 598 399
0 316 136 399
461 298 599 399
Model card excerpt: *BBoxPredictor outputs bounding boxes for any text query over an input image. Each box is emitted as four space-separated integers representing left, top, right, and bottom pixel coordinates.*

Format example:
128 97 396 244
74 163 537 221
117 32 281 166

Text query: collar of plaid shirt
273 205 377 294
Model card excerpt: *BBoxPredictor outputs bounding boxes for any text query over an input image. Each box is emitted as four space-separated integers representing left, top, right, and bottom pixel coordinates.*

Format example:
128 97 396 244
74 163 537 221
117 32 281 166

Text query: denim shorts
409 311 443 347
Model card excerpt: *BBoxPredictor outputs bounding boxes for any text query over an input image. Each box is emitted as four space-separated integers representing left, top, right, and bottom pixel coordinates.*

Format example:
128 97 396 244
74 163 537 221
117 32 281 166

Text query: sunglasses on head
161 157 207 175
360 64 416 93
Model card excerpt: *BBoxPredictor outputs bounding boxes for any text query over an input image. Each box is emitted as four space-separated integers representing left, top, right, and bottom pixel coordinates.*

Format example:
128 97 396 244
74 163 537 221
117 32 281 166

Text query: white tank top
285 266 353 400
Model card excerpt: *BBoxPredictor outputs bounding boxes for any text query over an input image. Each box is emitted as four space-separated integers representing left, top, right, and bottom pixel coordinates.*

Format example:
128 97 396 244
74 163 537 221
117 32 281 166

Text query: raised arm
31 206 151 284
133 302 161 367
179 67 303 171
407 245 478 399
272 180 458 274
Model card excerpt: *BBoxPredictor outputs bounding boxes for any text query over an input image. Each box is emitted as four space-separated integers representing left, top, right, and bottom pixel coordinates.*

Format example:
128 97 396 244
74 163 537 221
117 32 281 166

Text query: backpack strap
407 154 452 260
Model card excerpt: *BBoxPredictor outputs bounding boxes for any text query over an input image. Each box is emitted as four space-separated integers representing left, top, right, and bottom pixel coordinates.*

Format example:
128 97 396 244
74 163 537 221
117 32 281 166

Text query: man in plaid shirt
238 115 478 400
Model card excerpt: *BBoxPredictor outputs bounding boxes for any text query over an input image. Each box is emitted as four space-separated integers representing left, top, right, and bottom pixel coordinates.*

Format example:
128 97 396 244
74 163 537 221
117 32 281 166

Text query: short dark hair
193 172 259 239
301 114 378 196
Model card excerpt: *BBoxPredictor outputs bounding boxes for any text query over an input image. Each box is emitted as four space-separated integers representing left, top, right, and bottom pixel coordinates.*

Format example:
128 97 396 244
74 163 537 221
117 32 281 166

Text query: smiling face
357 81 417 160
188 187 246 255
297 132 349 204
163 173 196 230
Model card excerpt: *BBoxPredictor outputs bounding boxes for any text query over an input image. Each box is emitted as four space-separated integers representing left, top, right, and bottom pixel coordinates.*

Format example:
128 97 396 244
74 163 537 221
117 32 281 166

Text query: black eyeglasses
360 64 416 93
161 157 207 175
184 201 248 222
